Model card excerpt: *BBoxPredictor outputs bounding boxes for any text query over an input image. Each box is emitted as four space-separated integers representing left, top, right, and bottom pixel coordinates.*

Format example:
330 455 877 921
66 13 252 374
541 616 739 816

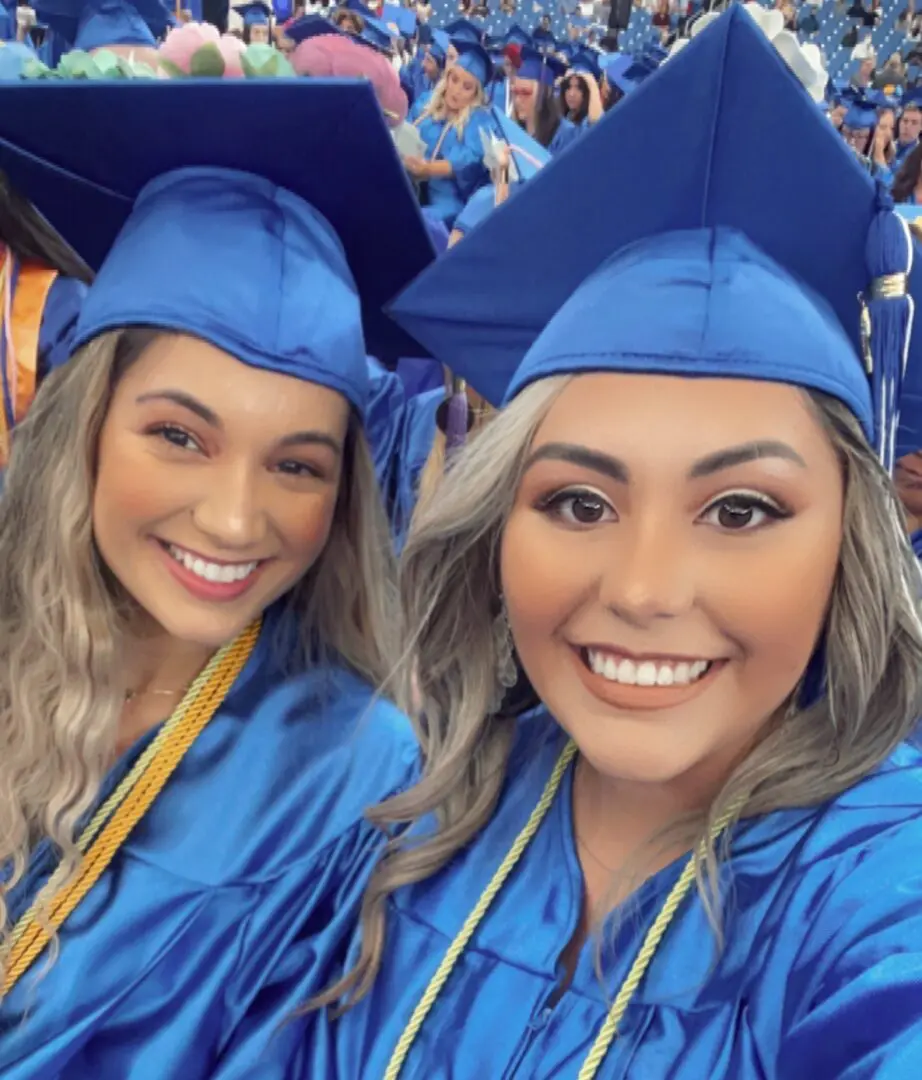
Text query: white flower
667 4 828 105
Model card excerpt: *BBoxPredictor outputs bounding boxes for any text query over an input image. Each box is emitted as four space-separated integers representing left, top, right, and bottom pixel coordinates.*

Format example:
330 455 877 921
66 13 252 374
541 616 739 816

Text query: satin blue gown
287 711 922 1078
0 610 417 1078
415 110 492 227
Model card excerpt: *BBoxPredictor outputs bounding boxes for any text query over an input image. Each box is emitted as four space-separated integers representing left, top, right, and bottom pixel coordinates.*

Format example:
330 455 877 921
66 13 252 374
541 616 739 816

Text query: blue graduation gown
911 527 922 561
415 110 492 227
0 613 417 1078
365 358 440 548
548 116 590 156
292 712 922 1078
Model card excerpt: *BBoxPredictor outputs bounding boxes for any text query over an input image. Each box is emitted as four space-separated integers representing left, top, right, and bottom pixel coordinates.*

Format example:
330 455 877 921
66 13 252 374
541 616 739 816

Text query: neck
115 612 214 757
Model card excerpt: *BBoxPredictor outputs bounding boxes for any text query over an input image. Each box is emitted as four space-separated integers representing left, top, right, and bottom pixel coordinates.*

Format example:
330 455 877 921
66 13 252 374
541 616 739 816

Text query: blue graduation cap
487 105 550 181
0 79 435 407
843 101 877 131
34 0 170 50
236 1 272 26
359 15 394 52
608 55 657 95
283 13 337 42
429 27 449 63
444 18 483 45
389 7 918 471
517 44 564 85
381 3 415 38
454 39 492 88
569 47 601 81
902 86 922 109
531 26 556 51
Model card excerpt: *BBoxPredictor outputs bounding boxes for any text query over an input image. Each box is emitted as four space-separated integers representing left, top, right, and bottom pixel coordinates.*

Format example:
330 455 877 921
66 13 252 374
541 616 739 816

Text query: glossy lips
158 540 265 602
572 645 726 712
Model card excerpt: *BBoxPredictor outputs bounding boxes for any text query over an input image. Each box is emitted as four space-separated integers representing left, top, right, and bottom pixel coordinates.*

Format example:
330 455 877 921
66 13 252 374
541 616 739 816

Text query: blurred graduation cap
902 86 922 109
359 15 394 52
569 46 601 81
486 104 550 181
865 87 899 110
454 39 492 87
608 54 657 95
444 18 483 45
236 0 272 26
389 6 919 471
517 44 564 84
502 23 531 47
429 27 450 62
34 0 171 50
284 13 337 42
842 100 877 131
0 79 434 393
381 3 415 38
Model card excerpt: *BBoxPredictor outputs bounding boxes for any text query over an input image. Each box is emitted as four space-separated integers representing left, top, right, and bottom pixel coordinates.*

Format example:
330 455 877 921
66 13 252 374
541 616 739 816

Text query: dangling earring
493 596 518 694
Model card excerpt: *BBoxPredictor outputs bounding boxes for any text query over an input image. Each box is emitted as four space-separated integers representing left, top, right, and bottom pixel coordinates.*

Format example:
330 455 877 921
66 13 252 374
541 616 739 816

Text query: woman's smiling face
501 373 844 793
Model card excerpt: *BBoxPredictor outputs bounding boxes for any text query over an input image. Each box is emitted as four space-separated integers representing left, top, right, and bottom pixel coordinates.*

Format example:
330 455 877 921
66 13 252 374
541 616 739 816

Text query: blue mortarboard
843 102 877 131
34 0 170 50
487 105 550 181
237 1 272 26
531 26 556 50
0 80 435 415
902 86 922 109
569 47 601 81
358 15 394 52
381 3 415 38
866 88 898 110
390 7 919 470
429 28 449 62
608 55 656 95
517 45 565 85
444 18 483 46
283 13 337 42
453 39 492 88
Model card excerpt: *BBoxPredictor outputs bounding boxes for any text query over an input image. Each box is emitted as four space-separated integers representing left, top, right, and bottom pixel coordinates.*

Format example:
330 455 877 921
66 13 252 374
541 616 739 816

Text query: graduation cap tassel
862 199 914 474
444 377 470 458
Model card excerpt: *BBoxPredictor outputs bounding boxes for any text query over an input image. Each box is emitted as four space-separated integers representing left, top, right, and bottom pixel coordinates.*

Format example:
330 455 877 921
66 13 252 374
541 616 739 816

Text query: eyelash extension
706 491 793 521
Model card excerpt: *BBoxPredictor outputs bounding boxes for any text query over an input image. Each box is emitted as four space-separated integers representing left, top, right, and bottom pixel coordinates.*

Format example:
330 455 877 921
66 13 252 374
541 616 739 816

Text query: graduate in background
403 38 492 228
234 0 271 41
0 171 90 472
281 11 922 1077
0 76 434 1077
33 0 170 64
400 25 445 107
511 45 566 149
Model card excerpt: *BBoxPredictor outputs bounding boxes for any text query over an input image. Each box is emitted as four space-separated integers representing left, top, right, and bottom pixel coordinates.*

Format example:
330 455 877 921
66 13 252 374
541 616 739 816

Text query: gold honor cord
384 740 740 1080
0 618 261 999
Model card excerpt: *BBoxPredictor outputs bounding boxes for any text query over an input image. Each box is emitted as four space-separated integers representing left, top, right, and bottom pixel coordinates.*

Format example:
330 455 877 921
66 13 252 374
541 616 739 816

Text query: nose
191 458 269 551
596 513 695 628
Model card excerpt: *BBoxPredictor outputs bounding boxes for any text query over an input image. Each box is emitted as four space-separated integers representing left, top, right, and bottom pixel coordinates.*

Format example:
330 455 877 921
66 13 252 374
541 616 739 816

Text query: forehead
531 373 835 462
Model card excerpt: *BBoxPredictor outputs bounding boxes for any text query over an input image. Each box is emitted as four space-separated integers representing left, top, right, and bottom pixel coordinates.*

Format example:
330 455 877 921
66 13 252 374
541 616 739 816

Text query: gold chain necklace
384 740 739 1080
0 618 261 999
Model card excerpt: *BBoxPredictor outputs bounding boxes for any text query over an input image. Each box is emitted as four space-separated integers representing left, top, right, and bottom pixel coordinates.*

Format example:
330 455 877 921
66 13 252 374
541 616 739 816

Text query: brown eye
540 488 616 526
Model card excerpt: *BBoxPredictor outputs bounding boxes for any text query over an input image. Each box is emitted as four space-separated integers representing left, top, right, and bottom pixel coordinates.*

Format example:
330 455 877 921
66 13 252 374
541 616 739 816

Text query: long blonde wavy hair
416 71 486 137
0 327 397 960
316 374 922 1009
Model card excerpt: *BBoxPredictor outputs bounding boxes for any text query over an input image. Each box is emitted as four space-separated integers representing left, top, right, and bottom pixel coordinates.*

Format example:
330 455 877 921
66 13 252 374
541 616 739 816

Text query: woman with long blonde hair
0 77 432 1077
401 39 492 228
285 12 922 1077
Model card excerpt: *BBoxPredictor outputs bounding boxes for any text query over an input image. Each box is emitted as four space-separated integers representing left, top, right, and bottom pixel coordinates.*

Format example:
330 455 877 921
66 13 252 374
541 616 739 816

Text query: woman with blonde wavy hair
402 39 492 228
282 12 922 1078
0 76 433 1077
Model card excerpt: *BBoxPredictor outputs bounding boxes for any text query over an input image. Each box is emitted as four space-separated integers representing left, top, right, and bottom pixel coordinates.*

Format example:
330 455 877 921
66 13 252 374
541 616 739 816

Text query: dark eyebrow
687 440 807 479
276 431 343 456
524 439 807 484
137 391 342 456
136 390 221 428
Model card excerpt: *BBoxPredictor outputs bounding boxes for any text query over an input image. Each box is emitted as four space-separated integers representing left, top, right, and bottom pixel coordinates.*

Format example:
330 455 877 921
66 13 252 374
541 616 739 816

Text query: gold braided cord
577 798 740 1080
0 618 261 999
382 740 579 1080
385 740 741 1080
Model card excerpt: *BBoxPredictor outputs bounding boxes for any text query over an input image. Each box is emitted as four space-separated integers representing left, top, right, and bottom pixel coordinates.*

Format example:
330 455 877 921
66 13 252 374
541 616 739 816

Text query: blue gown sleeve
454 184 498 236
776 821 922 1077
444 111 491 202
37 276 89 378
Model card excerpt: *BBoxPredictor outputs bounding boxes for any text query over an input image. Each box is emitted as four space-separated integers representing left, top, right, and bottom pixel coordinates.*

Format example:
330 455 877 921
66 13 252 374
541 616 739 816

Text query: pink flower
290 34 408 127
159 21 247 78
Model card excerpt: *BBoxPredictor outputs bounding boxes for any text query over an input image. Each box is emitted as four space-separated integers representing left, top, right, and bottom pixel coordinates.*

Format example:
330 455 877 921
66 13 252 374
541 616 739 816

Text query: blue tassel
864 188 915 473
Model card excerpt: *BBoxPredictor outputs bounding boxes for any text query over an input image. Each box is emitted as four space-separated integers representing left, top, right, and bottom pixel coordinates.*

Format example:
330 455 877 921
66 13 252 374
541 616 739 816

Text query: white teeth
586 649 713 688
167 544 258 584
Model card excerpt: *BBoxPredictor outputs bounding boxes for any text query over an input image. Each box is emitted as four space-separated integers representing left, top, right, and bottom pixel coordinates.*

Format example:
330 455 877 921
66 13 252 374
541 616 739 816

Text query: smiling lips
158 540 266 602
573 645 726 712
